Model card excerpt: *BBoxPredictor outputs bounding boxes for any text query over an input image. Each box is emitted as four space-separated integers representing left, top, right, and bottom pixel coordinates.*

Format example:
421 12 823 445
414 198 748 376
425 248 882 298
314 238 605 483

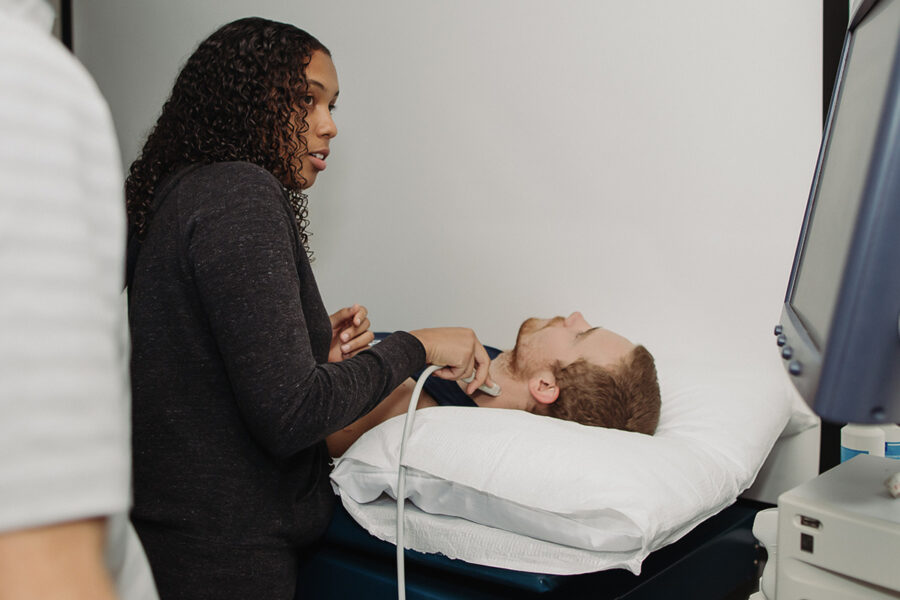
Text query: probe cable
396 364 442 600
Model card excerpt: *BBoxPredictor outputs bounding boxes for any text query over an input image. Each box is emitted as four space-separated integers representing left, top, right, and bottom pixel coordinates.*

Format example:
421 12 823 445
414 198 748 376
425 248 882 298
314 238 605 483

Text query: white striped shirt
0 2 157 598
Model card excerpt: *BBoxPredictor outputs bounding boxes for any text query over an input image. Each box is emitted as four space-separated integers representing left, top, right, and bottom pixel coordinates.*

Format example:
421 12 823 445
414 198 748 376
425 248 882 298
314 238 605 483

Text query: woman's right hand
409 328 494 395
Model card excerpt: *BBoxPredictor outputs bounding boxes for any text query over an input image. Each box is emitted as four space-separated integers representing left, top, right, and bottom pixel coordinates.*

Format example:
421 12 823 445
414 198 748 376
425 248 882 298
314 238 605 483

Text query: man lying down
327 312 661 457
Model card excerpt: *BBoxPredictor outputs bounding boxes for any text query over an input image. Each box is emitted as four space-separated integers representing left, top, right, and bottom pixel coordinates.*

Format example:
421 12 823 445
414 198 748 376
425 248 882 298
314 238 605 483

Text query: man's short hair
534 345 661 435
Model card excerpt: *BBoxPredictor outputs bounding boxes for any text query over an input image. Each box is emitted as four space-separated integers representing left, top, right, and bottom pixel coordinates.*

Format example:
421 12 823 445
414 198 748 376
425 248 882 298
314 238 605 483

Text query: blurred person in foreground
0 1 158 597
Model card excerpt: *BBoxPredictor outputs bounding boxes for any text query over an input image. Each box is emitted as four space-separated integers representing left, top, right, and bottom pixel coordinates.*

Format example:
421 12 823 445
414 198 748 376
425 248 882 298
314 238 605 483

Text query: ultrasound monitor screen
790 0 899 349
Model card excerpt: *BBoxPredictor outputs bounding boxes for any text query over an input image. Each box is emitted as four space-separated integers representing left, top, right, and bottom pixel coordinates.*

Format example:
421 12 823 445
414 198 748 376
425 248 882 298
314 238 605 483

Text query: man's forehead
578 328 636 366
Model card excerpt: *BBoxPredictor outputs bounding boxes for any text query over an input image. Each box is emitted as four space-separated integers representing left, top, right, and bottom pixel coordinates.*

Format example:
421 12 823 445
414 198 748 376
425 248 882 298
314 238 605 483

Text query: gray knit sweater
127 162 424 578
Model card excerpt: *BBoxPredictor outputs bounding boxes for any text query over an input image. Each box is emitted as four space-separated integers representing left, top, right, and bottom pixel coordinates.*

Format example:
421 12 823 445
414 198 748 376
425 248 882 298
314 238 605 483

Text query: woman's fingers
466 343 491 395
339 316 371 343
341 329 374 358
331 304 368 332
410 327 494 394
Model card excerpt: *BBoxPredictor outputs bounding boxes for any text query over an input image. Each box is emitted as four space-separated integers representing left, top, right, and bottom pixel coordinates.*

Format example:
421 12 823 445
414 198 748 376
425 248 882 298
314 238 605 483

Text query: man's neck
467 351 534 411
329 353 535 457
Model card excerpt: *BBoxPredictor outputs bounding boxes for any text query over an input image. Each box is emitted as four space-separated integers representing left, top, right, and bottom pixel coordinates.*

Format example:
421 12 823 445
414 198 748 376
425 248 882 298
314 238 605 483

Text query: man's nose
565 312 586 328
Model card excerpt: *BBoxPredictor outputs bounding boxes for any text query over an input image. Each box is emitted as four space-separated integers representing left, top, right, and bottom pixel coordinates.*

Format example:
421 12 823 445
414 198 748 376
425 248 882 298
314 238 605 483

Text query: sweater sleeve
185 168 424 459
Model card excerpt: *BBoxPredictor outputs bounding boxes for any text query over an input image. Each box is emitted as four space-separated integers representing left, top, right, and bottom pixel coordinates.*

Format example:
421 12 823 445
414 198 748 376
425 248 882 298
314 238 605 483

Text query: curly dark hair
125 17 329 252
537 346 661 435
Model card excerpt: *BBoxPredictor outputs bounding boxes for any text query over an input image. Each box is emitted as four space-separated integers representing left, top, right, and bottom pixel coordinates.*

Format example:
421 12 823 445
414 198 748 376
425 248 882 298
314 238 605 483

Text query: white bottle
840 424 885 462
880 423 900 459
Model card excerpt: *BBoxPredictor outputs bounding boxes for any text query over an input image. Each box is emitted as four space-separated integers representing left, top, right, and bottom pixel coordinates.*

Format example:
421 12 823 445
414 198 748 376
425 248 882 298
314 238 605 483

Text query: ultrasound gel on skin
840 424 885 462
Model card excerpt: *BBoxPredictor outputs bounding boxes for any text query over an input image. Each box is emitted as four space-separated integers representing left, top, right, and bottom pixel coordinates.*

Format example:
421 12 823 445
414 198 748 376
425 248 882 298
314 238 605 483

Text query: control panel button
777 334 787 347
788 360 802 376
781 346 793 359
774 325 783 336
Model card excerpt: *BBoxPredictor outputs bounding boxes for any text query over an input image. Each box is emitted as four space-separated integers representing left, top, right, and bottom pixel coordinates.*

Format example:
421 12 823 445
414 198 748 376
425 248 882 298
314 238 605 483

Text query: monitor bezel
780 0 900 423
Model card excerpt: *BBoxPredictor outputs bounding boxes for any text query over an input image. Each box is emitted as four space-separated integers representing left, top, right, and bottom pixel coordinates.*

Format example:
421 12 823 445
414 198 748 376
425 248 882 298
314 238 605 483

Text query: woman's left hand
328 303 374 362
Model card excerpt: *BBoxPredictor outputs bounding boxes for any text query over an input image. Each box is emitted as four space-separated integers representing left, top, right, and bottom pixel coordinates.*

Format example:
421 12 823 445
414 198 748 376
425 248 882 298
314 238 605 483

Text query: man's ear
528 371 559 406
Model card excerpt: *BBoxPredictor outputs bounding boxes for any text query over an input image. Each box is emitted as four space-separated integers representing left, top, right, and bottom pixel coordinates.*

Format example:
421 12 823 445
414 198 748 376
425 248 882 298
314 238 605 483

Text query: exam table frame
300 424 819 598
297 499 765 599
299 425 824 599
300 337 822 599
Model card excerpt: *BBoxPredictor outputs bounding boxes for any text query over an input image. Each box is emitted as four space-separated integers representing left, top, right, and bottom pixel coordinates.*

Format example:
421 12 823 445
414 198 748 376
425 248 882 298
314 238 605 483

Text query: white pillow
330 360 794 575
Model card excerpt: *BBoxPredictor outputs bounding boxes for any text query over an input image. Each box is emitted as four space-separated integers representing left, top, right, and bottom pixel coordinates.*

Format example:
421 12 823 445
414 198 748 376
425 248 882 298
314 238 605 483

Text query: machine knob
781 346 794 359
774 324 783 336
776 334 787 347
788 360 802 376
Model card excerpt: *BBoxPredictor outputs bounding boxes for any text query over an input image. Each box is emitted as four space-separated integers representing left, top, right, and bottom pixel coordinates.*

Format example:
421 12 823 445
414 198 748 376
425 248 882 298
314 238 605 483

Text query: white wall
75 1 821 366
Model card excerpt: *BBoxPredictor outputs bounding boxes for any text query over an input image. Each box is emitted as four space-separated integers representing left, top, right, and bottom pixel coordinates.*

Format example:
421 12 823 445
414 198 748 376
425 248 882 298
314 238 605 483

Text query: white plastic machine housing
776 455 900 599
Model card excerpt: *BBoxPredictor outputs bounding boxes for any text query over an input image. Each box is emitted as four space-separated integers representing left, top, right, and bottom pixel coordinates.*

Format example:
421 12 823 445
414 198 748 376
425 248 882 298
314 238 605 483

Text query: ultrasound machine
758 0 900 597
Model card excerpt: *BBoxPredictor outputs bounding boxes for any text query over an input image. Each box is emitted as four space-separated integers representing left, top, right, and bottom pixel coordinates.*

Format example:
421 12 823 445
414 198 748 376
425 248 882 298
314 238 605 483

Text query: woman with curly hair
125 17 493 599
